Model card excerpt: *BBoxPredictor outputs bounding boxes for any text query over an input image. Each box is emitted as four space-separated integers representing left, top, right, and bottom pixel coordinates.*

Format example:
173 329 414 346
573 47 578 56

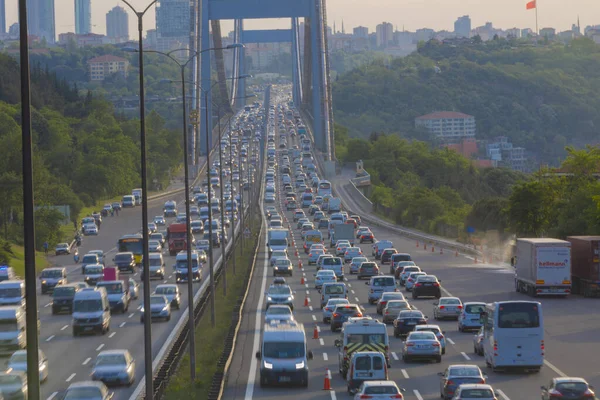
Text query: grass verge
163 216 260 400
9 245 49 276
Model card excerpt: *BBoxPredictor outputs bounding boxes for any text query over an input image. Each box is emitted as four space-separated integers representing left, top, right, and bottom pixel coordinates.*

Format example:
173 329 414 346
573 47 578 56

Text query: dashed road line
323 353 328 361
312 315 317 321
461 352 471 360
447 338 455 345
351 289 355 294
128 313 135 318
309 305 313 311
316 325 321 332
319 338 324 346
66 373 76 382
82 357 91 365
96 344 105 351
413 389 423 400
109 332 116 338
46 335 55 342
330 391 337 400
47 392 58 400
544 360 567 376
60 325 69 331
401 369 409 379
305 284 309 288
354 297 360 302
496 389 510 400
44 302 52 308
137 305 142 310
305 290 310 295
391 352 399 360
119 322 126 328
347 283 352 288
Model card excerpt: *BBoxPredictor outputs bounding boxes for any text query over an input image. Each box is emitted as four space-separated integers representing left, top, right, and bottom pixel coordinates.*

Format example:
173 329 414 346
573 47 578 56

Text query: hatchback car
412 275 442 299
541 377 595 400
154 284 180 309
308 248 326 265
394 261 417 279
405 272 427 291
265 284 294 310
336 242 351 256
264 304 294 323
382 300 412 324
64 381 113 400
458 302 487 332
399 266 422 286
269 250 288 266
349 257 368 274
140 295 171 322
91 350 135 386
148 240 162 253
344 247 363 263
357 262 380 280
433 297 463 320
0 371 27 399
8 349 49 382
153 216 166 226
402 331 441 363
414 324 447 355
353 381 405 400
314 270 337 289
380 248 398 265
439 365 487 400
322 298 349 323
330 304 363 332
376 292 406 314
473 327 484 356
55 243 71 255
273 258 293 276
393 310 428 338
452 384 498 400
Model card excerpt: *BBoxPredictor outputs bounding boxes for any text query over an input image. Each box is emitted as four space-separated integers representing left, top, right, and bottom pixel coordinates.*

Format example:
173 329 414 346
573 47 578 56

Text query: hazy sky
5 0 599 39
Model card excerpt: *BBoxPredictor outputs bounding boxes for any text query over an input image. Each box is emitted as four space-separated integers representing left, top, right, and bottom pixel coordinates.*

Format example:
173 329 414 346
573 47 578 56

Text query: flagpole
535 2 538 35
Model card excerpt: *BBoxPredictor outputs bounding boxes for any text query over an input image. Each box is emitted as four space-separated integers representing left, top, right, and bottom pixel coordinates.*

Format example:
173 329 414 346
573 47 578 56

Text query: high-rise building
75 0 91 34
375 22 393 48
156 0 190 38
26 0 56 43
353 26 368 39
106 5 129 41
415 111 476 144
454 15 471 38
0 0 6 34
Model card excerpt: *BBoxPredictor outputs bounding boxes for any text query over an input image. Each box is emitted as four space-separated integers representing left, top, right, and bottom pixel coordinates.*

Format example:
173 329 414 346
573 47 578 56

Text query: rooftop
416 111 474 120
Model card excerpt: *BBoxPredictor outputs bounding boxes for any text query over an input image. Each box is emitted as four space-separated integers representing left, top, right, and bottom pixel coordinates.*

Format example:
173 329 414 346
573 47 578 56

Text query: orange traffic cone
431 246 435 253
323 369 331 390
416 241 419 248
313 324 319 339
474 256 478 264
424 243 427 250
455 250 459 257
298 261 303 270
440 248 443 255
300 276 305 285
304 296 309 307
295 249 299 257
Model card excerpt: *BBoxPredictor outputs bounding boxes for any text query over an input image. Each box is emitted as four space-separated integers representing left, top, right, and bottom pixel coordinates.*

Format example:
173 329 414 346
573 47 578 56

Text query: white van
122 195 136 208
0 281 25 308
0 306 26 355
72 287 111 336
320 282 348 308
347 351 388 394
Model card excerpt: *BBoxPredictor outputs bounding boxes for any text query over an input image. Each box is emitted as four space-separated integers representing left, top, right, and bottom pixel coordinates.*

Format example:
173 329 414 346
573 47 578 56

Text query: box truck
566 236 600 297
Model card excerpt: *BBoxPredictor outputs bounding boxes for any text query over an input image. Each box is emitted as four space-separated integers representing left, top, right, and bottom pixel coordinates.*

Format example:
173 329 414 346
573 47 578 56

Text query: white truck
267 228 289 256
132 188 143 206
513 238 572 297
330 223 355 247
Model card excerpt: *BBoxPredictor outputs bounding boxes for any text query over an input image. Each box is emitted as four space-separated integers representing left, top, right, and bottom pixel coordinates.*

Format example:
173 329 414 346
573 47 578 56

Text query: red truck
566 236 600 297
167 223 189 256
103 267 119 282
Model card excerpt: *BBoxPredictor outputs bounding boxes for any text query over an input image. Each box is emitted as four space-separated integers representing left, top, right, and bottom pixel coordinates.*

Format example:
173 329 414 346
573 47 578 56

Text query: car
113 252 136 274
89 249 105 265
190 220 204 234
272 277 287 285
405 272 427 291
111 202 122 211
433 297 463 320
372 240 393 258
269 250 288 266
140 295 171 322
394 261 417 280
314 269 337 289
127 278 140 300
313 211 325 221
273 258 293 276
153 216 166 226
401 330 441 363
473 327 484 356
265 284 294 310
541 377 595 400
393 310 428 338
458 302 487 332
439 364 487 400
412 275 442 299
382 300 412 324
195 239 211 252
52 284 80 314
380 248 398 265
318 219 330 229
55 243 71 255
349 257 368 274
343 247 363 263
39 267 66 294
322 298 349 323
330 304 363 332
399 266 422 286
154 284 181 309
414 324 447 355
357 262 380 279
264 193 276 203
452 384 498 400
359 230 375 243
353 381 405 400
376 292 406 314
308 248 326 265
148 240 162 253
147 223 158 233
264 304 294 323
0 370 27 398
316 254 333 271
336 242 351 256
8 349 49 382
293 210 305 222
64 381 113 400
91 350 135 386
355 226 370 239
83 223 98 235
297 218 310 229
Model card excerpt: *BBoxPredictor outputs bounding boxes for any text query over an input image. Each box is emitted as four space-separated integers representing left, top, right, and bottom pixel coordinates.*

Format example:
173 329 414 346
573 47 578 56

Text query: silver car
350 257 368 274
308 248 326 265
401 331 442 363
433 297 463 320
451 384 498 400
154 284 181 309
195 240 211 252
140 295 171 322
64 381 113 400
353 381 405 400
264 305 294 323
148 240 162 253
382 300 412 324
439 364 487 400
405 272 427 291
414 324 447 355
343 247 363 263
269 250 288 266
322 298 349 323
0 371 27 399
91 350 135 386
473 327 484 356
8 349 49 383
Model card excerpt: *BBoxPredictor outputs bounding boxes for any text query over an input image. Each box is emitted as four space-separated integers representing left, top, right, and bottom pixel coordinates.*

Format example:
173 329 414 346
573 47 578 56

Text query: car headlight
140 308 145 313
295 361 305 369
263 361 273 369
162 306 169 312
267 297 272 301
41 280 47 284
287 297 292 301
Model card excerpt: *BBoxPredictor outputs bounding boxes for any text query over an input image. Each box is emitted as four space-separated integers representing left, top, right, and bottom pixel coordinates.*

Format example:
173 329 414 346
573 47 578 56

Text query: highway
223 89 600 400
33 117 257 399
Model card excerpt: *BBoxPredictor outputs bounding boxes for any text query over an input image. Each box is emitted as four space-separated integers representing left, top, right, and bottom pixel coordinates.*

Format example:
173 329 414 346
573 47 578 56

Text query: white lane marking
351 289 355 294
47 392 58 400
305 290 310 295
391 352 399 360
128 313 134 318
309 305 313 311
330 391 337 400
327 369 332 379
164 280 168 284
44 302 52 308
244 202 269 400
347 283 352 288
312 315 317 321
496 389 510 400
401 369 409 379
305 284 309 289
413 390 424 400
319 338 325 346
447 338 455 345
66 373 76 382
60 325 68 331
46 335 55 342
134 273 138 276
544 360 567 376
323 353 328 361
82 357 91 365
461 352 471 360
317 325 321 332
119 322 126 328
168 275 173 279
137 305 142 310
354 297 360 302
96 344 104 351
109 332 116 338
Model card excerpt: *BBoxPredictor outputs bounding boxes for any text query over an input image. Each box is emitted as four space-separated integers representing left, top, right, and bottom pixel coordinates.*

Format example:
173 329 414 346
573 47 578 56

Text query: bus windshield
497 302 540 329
118 239 143 254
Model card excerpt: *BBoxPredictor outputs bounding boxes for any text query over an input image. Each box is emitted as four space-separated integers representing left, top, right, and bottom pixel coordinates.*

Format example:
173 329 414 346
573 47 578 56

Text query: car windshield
397 261 416 267
449 367 481 377
335 306 359 314
53 287 75 297
268 286 291 295
149 258 162 267
82 256 97 263
266 307 291 315
57 244 68 249
64 387 103 400
150 297 167 305
323 258 341 265
0 375 23 385
85 266 103 274
400 311 423 319
150 234 163 240
41 270 62 278
555 382 588 393
327 299 349 307
417 276 436 282
497 302 540 329
387 301 409 309
10 353 28 363
382 293 404 300
98 283 122 294
325 285 344 294
361 263 376 269
364 386 398 395
156 287 177 295
73 299 102 312
373 278 395 286
417 327 441 335
96 354 126 366
460 388 494 398
263 342 304 358
114 254 132 262
465 304 486 314
271 251 286 258
408 332 436 340
441 298 461 305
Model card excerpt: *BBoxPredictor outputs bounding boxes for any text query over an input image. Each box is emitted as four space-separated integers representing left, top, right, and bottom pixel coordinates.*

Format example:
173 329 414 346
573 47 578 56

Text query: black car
380 249 398 265
357 262 380 280
330 304 362 332
412 275 442 299
51 284 79 314
113 252 136 273
393 310 428 338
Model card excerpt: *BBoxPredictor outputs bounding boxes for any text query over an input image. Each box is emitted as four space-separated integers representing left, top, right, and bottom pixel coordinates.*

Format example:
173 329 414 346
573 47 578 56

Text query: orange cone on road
323 369 331 390
304 296 309 306
416 241 419 248
424 243 427 250
431 246 435 253
313 324 319 339
474 256 478 264
440 248 443 255
455 250 459 257
298 261 303 270
300 276 305 285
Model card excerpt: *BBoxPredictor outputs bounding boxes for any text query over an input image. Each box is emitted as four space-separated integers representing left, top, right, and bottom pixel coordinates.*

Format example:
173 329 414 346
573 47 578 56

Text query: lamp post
18 1 41 398
119 1 157 398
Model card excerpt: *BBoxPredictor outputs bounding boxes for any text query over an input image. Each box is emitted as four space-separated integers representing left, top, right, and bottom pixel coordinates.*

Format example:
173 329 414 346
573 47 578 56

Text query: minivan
321 257 344 281
122 195 136 208
389 253 412 274
0 281 25 308
320 282 348 308
347 351 388 394
367 275 398 304
96 280 130 313
0 306 27 354
458 302 487 332
72 287 111 336
39 267 67 294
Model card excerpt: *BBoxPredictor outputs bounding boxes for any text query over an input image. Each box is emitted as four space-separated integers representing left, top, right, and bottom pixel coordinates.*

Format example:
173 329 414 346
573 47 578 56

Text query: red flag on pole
526 0 536 9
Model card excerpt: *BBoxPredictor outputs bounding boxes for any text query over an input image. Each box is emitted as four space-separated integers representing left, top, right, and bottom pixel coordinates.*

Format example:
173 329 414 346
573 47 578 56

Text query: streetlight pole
227 116 236 275
216 112 227 295
18 1 41 398
120 1 157 398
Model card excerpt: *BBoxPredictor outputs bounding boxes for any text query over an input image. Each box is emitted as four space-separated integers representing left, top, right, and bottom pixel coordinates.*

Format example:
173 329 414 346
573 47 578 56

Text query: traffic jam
253 87 595 400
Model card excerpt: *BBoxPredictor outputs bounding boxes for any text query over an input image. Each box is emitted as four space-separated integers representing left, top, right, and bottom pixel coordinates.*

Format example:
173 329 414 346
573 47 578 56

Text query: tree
506 180 555 236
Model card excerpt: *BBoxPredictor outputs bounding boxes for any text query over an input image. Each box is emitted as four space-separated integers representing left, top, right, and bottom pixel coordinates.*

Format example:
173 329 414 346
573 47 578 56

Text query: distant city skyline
3 0 599 41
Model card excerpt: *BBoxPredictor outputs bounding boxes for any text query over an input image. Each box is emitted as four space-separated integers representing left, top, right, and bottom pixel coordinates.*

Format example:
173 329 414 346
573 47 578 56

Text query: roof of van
74 287 106 299
0 305 23 313
263 321 306 342
0 280 23 286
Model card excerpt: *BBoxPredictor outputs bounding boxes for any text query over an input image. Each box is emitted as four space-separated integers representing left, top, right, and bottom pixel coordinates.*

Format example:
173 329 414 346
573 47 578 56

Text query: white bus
481 301 544 372
317 180 332 197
